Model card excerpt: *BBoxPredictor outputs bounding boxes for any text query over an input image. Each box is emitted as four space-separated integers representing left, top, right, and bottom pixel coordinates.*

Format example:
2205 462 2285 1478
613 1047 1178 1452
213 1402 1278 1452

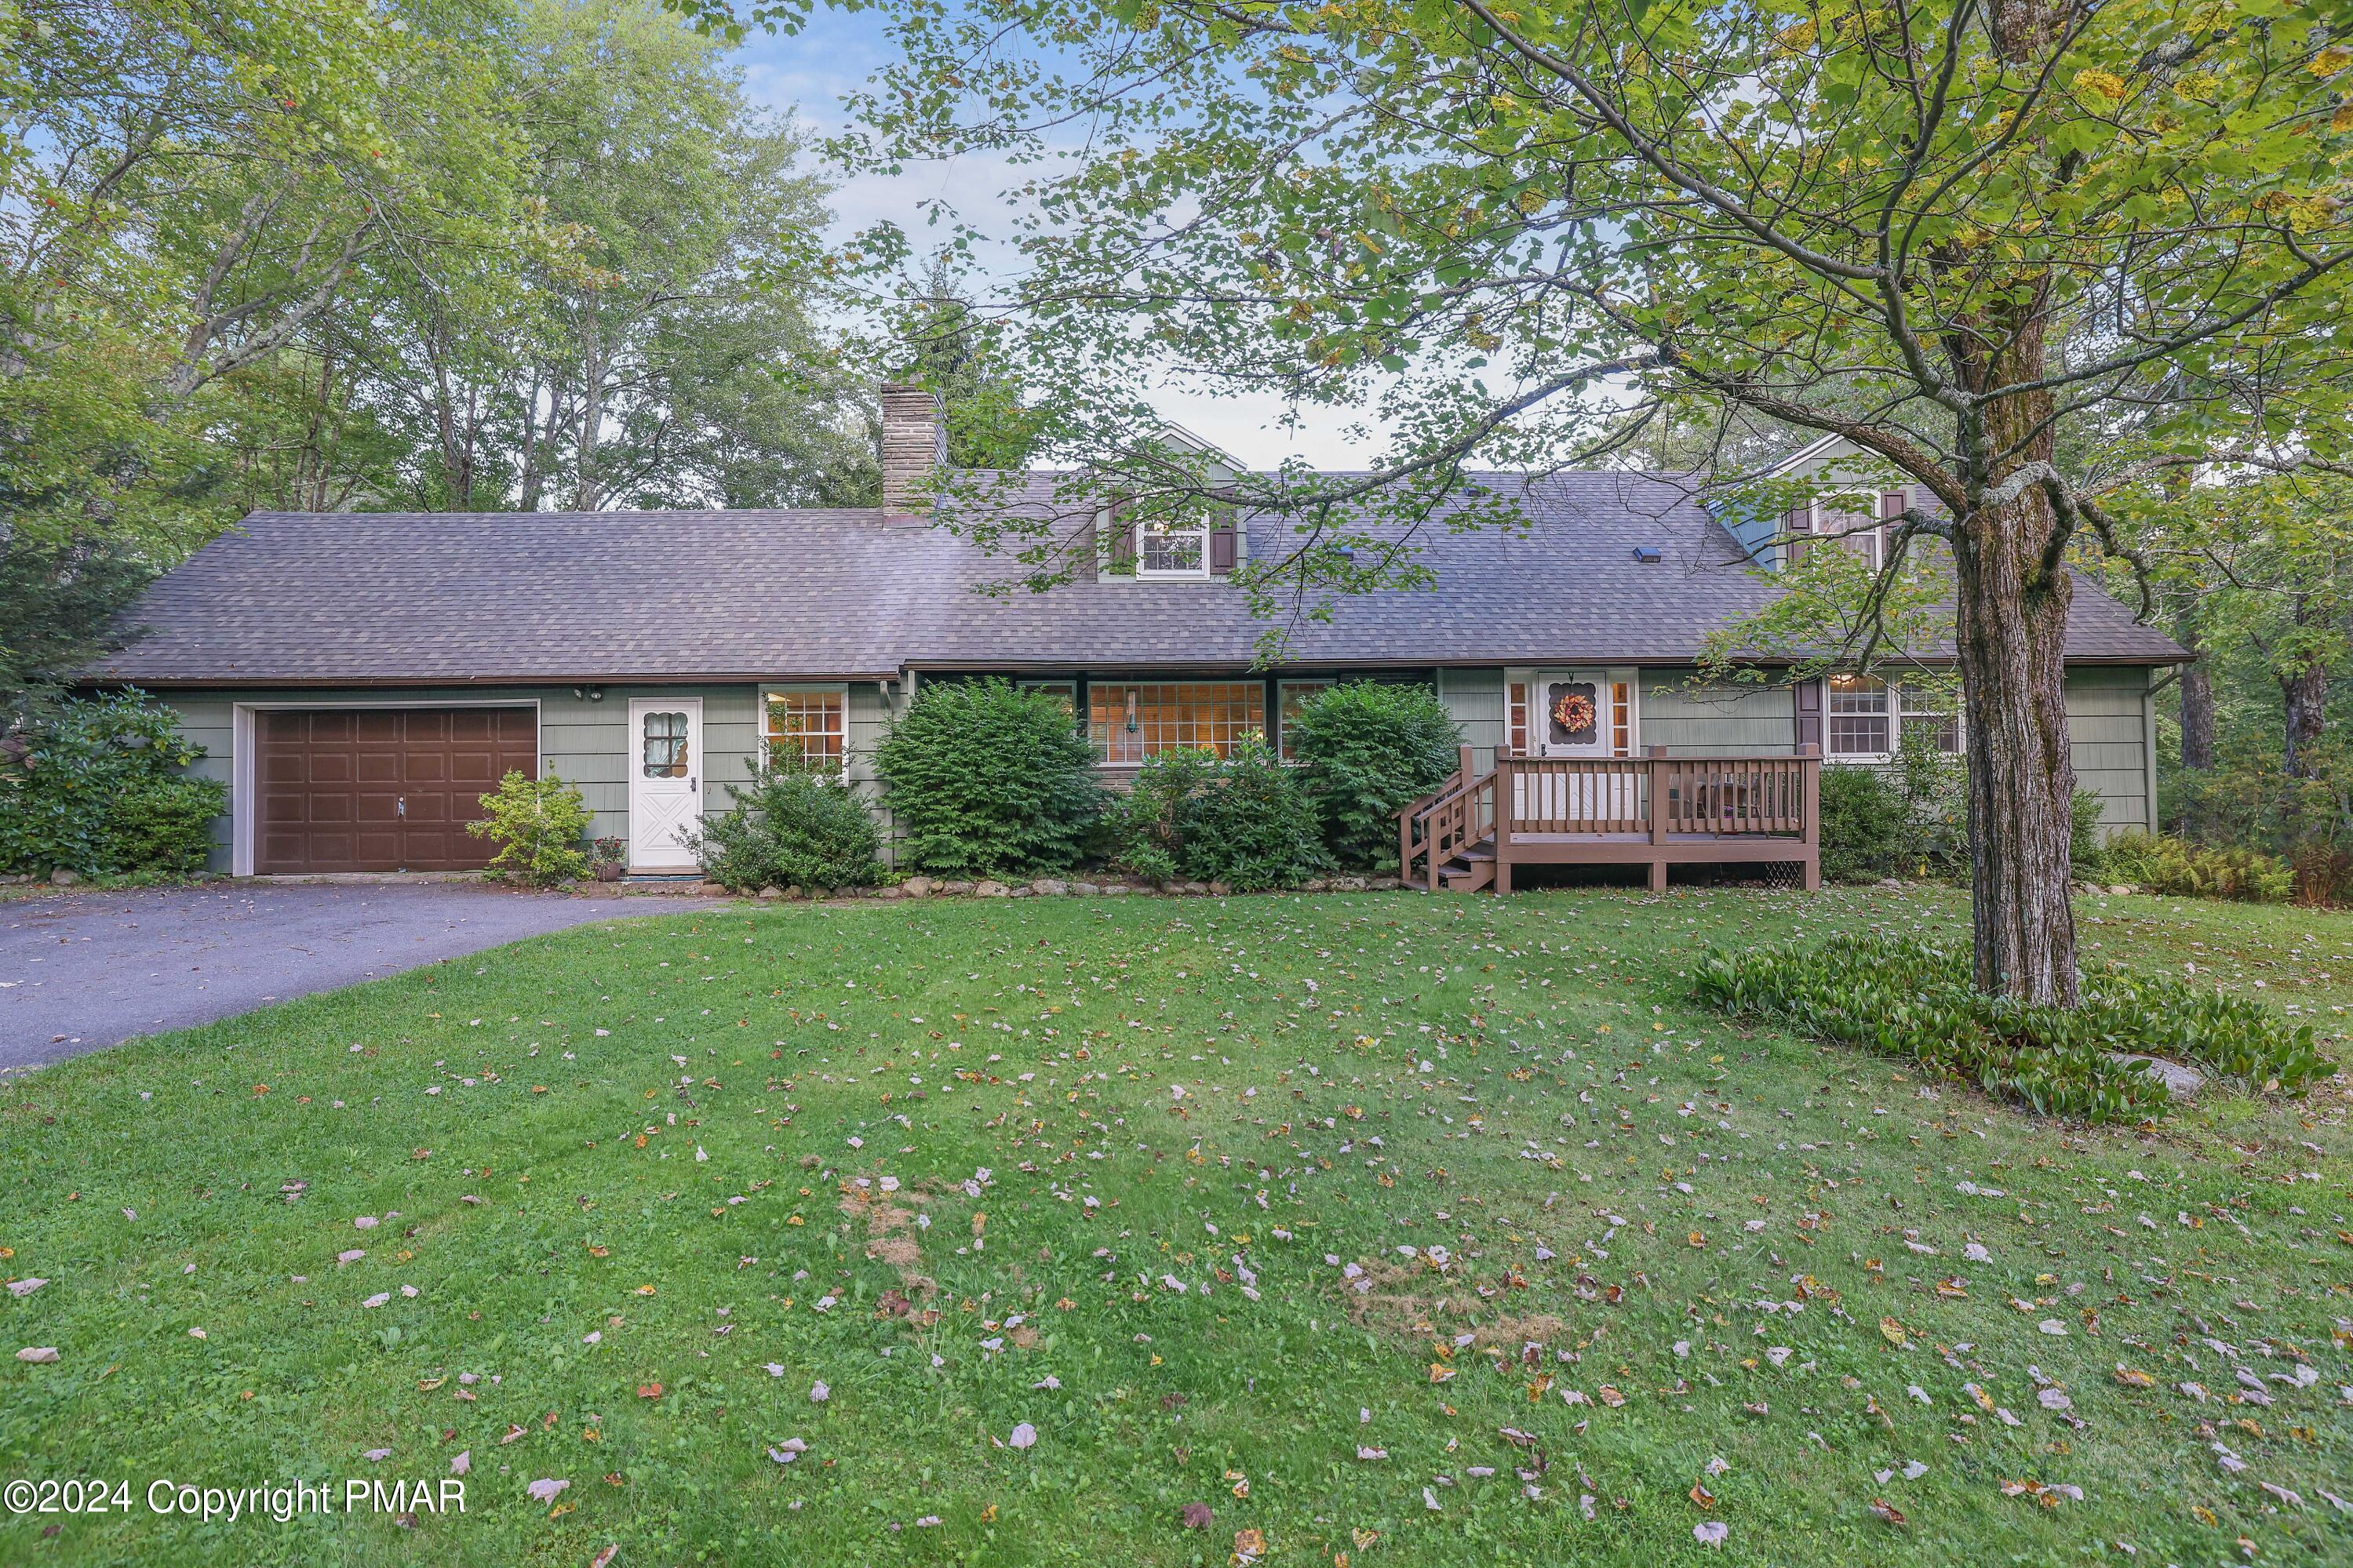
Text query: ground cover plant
1696 935 2329 1122
2 886 2348 1567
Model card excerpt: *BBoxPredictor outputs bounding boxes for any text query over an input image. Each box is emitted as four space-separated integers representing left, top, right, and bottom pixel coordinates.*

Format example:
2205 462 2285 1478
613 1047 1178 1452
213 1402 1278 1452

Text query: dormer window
1138 518 1209 577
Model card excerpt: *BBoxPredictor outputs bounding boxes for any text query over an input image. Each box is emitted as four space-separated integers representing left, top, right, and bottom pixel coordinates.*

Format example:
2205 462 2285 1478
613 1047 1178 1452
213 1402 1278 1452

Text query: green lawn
2 886 2348 1567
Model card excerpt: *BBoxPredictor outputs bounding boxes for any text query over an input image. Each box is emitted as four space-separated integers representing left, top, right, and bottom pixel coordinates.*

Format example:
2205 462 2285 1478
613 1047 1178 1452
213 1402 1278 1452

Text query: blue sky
730 12 1385 468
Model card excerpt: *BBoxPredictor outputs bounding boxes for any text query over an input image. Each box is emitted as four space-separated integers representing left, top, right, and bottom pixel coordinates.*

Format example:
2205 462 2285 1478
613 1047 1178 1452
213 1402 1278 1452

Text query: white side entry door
628 697 704 871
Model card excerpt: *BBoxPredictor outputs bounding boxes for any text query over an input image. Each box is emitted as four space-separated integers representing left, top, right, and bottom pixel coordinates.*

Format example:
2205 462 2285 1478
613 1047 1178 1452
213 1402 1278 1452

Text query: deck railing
1402 745 1821 890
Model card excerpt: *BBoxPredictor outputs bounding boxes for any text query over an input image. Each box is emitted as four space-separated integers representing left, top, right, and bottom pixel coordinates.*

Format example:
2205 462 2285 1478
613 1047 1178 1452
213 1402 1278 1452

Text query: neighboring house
93 387 2185 878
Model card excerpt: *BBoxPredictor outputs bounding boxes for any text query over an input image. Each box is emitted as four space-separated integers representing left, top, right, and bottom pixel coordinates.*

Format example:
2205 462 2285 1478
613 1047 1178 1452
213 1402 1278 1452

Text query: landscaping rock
0 873 28 885
1031 879 1069 897
2108 1053 2205 1103
940 880 974 896
975 880 1010 897
1367 876 1403 890
49 868 78 886
1069 881 1101 896
1100 883 1131 896
698 879 730 895
870 886 903 900
1207 880 1231 897
2109 884 2133 897
901 876 935 898
1877 877 1905 890
758 886 785 900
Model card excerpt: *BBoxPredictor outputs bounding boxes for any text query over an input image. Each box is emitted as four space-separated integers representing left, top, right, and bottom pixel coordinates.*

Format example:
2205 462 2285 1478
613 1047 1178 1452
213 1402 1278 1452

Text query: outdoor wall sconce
1125 689 1139 734
572 685 604 702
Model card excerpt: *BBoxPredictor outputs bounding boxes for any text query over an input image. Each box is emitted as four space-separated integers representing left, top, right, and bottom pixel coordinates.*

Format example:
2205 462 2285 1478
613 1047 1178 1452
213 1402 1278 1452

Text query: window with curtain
763 689 845 773
641 710 690 777
1087 682 1264 764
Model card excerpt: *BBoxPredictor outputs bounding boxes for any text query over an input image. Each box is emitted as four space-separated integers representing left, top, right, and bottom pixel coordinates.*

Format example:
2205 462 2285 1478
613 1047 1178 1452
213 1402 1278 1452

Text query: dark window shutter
1794 678 1823 751
1105 506 1137 571
1783 502 1812 566
1208 516 1237 573
1879 489 1905 552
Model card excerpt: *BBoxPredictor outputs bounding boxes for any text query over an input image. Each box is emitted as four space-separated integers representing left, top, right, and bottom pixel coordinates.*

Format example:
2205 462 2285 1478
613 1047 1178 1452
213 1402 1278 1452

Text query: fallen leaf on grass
1868 1498 1907 1526
1694 1521 1728 1547
1179 1501 1211 1529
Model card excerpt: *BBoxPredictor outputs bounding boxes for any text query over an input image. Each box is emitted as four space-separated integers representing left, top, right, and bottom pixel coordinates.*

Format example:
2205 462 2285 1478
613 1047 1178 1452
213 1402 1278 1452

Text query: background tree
690 0 2353 1004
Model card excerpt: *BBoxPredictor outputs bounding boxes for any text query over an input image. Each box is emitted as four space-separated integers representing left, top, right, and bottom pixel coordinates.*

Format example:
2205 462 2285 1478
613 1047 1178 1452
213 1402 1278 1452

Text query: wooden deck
1399 746 1821 893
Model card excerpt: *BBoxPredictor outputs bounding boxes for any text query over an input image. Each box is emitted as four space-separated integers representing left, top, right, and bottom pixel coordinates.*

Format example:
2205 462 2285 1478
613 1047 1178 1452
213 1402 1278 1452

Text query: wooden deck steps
1437 841 1495 893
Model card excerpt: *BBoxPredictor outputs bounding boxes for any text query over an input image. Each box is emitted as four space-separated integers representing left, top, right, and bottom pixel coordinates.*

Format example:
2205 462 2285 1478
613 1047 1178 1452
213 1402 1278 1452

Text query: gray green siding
162 684 766 873
2064 665 2155 838
1637 672 1798 755
153 661 2158 874
1436 668 1505 771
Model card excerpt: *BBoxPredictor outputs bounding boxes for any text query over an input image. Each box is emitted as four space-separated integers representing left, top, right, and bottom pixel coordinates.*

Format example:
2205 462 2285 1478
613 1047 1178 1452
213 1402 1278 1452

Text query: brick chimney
880 383 946 518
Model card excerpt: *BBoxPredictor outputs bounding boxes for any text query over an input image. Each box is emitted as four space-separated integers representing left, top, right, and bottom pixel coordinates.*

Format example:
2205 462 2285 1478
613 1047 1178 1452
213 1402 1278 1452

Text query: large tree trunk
1953 492 2080 1005
2176 657 2214 834
2282 649 2326 779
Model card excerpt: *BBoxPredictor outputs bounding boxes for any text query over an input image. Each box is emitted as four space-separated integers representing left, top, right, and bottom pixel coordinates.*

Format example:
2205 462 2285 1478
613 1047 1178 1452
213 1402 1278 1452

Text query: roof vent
1632 545 1663 565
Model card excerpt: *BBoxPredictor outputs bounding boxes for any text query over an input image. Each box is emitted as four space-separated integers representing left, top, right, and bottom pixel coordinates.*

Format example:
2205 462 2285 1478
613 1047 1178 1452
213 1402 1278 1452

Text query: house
93 387 2185 882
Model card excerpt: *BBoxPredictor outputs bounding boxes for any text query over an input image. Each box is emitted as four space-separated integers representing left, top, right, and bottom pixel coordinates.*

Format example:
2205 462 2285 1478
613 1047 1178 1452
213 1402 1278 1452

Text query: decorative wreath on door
1550 690 1597 734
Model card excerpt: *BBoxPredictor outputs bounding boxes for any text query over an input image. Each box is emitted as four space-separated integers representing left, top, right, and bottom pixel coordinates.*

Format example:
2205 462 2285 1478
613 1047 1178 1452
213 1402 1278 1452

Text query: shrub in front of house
1287 681 1461 871
2101 831 2294 902
1181 734 1333 890
467 771 593 887
1819 731 1967 883
692 755 882 892
1106 737 1330 890
876 678 1105 875
1103 745 1219 884
1817 761 1908 882
0 689 227 879
1695 933 2326 1121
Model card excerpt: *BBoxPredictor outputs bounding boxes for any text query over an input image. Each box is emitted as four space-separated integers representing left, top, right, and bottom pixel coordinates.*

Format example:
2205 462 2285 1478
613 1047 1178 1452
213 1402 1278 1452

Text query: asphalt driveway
0 882 666 1070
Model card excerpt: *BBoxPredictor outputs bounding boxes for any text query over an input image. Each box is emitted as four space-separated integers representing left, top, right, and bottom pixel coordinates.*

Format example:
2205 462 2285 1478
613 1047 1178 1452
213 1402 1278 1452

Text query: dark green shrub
1103 746 1221 883
692 759 882 892
1818 762 1907 882
876 678 1105 875
2103 831 2294 902
1694 933 2327 1121
1288 681 1460 871
0 689 226 879
1819 730 1967 883
1174 735 1332 890
1102 738 1331 890
2070 788 2110 882
467 772 592 886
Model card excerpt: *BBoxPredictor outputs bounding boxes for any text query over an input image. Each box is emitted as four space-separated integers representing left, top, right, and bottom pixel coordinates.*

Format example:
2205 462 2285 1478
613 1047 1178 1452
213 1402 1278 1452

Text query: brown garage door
257 708 537 873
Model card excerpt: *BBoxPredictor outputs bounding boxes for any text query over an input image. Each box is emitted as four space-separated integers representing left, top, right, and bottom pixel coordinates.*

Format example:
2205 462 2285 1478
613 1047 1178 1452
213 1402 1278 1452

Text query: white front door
1533 672 1613 759
1521 672 1628 825
628 697 704 871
